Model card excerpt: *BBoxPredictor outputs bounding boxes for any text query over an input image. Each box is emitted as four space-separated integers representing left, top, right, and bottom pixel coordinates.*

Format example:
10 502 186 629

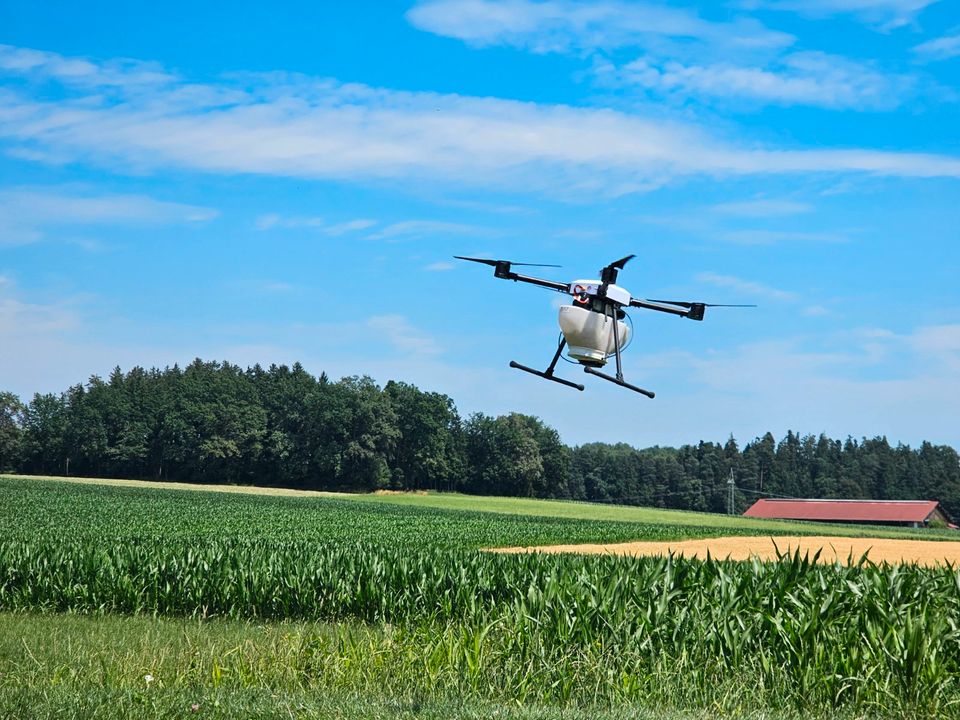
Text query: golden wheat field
493 535 960 567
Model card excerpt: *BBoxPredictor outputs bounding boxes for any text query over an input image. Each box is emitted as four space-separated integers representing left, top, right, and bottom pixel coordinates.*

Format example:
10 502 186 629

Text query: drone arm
455 256 569 293
629 299 705 320
496 267 569 292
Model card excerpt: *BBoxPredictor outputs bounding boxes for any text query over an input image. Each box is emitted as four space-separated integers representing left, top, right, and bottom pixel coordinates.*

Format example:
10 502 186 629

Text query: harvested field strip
493 534 960 566
0 473 352 499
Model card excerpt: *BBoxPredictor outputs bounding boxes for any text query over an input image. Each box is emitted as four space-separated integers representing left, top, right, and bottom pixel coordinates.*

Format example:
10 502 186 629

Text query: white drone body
559 280 631 365
454 253 753 397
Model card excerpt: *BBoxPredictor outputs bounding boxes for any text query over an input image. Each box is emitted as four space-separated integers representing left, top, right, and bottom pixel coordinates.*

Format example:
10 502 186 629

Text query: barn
743 498 954 529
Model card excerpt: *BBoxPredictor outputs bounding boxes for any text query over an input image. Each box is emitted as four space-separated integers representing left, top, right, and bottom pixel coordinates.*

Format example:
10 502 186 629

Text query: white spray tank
557 280 631 366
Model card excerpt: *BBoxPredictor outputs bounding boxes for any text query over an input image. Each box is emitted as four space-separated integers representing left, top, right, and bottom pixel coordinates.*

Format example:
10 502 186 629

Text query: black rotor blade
599 254 636 285
454 256 561 268
606 254 635 271
454 256 498 267
645 299 757 308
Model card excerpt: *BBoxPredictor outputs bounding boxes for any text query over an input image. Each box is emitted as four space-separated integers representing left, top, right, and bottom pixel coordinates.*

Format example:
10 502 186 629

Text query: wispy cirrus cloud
0 43 174 87
1 46 959 200
0 279 81 334
366 314 441 356
718 228 851 244
696 271 796 301
365 220 495 241
409 1 925 110
908 323 960 370
610 51 913 110
254 214 377 235
711 198 813 217
0 186 217 245
738 0 939 30
640 205 853 245
407 0 793 53
914 32 960 61
324 219 379 236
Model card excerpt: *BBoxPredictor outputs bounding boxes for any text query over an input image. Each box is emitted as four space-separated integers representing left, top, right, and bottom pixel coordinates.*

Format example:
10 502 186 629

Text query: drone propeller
645 299 757 308
454 256 561 268
592 254 637 299
606 254 635 271
599 254 635 286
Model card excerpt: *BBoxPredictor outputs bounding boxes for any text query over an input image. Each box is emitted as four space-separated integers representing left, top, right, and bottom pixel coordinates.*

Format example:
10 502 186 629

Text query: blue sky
1 0 958 448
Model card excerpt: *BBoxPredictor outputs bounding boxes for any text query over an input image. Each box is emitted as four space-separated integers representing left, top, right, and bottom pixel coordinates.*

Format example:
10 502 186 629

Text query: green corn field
2 476 960 717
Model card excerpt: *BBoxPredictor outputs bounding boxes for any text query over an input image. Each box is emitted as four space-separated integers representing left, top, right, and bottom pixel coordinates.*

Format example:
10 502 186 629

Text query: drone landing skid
583 366 655 399
509 337 584 391
510 361 585 391
580 305 655 398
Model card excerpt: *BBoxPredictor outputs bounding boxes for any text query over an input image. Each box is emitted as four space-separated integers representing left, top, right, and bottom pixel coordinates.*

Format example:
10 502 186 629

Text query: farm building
743 498 954 528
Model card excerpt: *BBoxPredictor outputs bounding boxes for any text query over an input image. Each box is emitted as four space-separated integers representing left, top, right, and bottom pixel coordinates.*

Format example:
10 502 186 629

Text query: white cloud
741 0 938 30
410 1 923 111
718 229 851 244
366 220 494 241
253 214 377 234
366 314 442 356
425 261 456 271
254 214 282 230
914 32 960 61
639 209 859 245
0 187 218 245
407 0 793 53
1 46 959 200
254 213 324 230
908 323 960 370
0 283 80 335
323 219 379 236
0 43 175 87
711 198 813 217
695 272 796 301
605 325 960 448
617 51 912 109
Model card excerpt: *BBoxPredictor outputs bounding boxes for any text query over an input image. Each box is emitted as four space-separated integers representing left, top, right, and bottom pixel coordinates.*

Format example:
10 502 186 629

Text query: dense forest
2 359 959 516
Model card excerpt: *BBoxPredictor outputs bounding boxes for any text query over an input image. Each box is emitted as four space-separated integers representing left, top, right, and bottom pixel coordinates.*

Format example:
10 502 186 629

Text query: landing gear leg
510 338 585 391
582 311 656 398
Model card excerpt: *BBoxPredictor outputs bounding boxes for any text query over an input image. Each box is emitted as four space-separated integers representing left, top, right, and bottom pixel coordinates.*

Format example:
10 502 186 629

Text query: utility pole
727 468 736 515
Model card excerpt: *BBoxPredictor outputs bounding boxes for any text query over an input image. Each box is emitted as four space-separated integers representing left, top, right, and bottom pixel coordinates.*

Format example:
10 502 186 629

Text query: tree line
1 359 958 516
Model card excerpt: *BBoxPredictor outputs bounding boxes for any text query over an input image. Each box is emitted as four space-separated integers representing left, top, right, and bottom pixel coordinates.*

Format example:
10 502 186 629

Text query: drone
455 254 754 398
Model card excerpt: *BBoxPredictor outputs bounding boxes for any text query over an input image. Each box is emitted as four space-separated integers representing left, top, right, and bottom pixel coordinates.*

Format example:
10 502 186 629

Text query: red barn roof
743 498 941 523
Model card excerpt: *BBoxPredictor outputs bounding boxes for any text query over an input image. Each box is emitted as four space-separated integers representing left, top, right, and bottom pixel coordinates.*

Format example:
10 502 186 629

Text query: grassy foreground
0 612 931 720
3 475 960 718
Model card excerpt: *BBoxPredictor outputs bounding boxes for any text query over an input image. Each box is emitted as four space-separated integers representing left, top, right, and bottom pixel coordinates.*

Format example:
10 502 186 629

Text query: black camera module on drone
455 254 754 398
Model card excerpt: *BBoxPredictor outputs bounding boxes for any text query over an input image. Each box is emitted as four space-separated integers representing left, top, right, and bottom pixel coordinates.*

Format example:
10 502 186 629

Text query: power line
735 486 802 499
580 481 802 510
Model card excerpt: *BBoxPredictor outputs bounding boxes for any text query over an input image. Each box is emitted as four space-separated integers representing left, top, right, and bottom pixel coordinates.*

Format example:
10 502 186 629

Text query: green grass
3 473 954 541
4 474 960 718
0 612 929 720
355 490 957 539
0 477 754 548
